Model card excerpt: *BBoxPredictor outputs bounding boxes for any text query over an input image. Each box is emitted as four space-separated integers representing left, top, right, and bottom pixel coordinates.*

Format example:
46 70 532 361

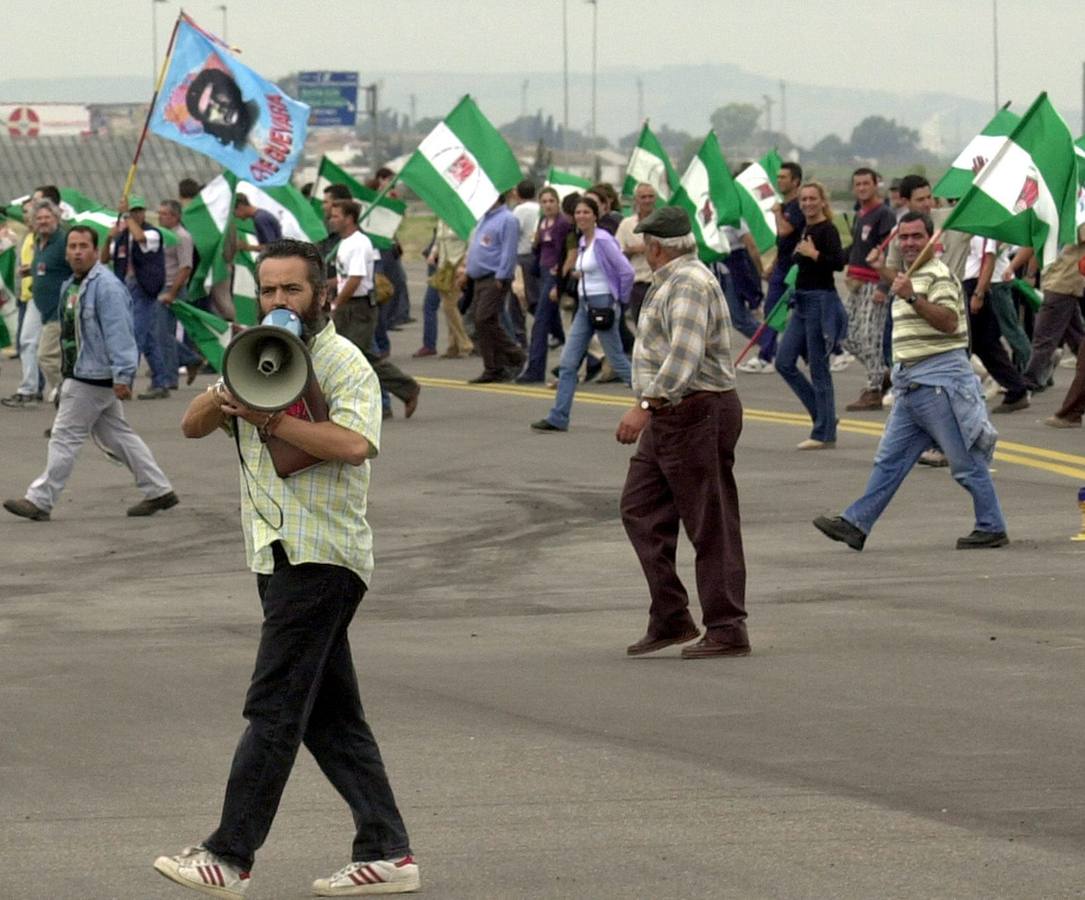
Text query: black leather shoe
530 419 565 432
681 635 752 659
468 373 508 384
627 627 700 656
956 530 1009 549
127 491 179 517
3 497 50 521
813 515 866 550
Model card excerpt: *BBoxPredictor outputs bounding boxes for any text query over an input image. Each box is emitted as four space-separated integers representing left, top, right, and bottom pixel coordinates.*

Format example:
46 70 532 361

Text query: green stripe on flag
934 108 1021 200
172 299 233 371
735 150 782 254
667 132 742 263
622 122 680 203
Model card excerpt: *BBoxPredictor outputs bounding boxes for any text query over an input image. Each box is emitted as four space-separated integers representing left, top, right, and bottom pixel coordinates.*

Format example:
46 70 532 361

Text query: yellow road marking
415 377 1085 482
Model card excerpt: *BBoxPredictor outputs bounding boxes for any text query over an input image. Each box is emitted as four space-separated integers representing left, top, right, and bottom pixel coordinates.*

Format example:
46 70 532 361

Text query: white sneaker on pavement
830 351 853 372
154 845 251 898
737 357 775 374
312 855 420 895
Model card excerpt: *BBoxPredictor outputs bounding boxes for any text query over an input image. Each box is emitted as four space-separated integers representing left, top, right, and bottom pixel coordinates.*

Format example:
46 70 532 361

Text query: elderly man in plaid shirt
615 207 750 661
160 240 419 898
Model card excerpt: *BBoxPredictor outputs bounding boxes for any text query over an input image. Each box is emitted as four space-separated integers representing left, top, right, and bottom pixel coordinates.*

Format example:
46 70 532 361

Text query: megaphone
222 308 314 412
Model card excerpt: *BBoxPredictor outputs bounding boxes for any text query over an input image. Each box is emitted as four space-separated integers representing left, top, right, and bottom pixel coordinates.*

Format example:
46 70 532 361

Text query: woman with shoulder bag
531 196 634 432
775 181 848 450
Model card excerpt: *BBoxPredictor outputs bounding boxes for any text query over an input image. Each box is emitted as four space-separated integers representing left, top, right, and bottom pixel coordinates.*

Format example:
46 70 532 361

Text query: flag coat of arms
942 93 1078 268
398 95 522 240
150 15 309 186
668 132 742 263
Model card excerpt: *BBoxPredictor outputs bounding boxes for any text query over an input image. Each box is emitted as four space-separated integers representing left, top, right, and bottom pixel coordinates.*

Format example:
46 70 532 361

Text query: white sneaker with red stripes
153 845 251 897
311 854 420 895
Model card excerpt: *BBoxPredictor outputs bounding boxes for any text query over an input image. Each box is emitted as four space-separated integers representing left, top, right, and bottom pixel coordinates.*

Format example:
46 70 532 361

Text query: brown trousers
620 390 747 639
473 276 525 378
333 297 419 403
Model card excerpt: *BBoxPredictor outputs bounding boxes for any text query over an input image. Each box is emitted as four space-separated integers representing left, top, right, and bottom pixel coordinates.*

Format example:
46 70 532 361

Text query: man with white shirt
101 195 170 399
615 182 659 323
511 180 541 326
329 200 420 418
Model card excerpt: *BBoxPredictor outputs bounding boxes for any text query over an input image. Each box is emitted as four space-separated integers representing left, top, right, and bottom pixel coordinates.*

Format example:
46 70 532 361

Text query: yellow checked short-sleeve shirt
233 321 382 585
891 258 968 364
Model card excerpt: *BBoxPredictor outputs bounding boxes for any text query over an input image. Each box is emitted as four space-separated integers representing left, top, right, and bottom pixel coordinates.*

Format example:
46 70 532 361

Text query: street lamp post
587 0 597 153
216 3 228 43
151 0 168 86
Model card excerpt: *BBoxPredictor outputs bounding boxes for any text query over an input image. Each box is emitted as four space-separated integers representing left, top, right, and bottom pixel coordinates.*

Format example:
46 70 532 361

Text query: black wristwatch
904 294 917 305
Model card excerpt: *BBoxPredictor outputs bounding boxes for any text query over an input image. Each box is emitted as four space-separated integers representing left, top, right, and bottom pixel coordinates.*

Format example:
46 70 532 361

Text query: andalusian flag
311 156 406 249
238 178 326 242
934 107 1021 200
171 300 234 371
735 149 782 253
398 95 522 240
182 174 235 297
942 93 1078 268
622 121 679 202
667 132 742 263
544 167 592 202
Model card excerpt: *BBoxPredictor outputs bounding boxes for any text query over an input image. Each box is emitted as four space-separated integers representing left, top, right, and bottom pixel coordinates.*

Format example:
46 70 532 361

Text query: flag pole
734 291 788 366
121 11 183 202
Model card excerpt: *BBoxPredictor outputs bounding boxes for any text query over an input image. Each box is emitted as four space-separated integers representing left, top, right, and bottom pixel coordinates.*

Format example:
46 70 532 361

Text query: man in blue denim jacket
3 226 178 522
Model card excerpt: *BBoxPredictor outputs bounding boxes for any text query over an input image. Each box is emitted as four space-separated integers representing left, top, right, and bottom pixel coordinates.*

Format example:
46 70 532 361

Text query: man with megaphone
161 240 419 898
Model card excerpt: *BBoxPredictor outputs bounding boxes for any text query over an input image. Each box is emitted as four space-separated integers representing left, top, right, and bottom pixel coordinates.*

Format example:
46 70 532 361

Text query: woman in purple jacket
531 196 634 432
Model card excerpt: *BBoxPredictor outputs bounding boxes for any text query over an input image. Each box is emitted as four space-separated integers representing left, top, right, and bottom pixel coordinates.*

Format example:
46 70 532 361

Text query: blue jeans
776 289 837 442
130 282 170 389
843 383 1006 536
521 271 561 381
161 298 202 384
204 542 411 871
720 271 760 341
421 270 440 352
545 294 631 430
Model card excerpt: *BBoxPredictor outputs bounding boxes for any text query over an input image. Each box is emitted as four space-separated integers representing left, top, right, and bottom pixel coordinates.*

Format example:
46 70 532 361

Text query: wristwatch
639 399 652 411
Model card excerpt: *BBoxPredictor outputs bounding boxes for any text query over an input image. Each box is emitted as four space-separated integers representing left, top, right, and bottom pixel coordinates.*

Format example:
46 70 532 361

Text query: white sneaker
829 351 853 372
1060 353 1077 369
980 375 1002 401
154 845 251 898
737 357 775 374
882 390 895 409
312 855 420 895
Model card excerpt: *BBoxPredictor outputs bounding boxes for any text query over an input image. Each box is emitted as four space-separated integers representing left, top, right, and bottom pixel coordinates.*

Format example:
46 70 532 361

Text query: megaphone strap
233 420 284 532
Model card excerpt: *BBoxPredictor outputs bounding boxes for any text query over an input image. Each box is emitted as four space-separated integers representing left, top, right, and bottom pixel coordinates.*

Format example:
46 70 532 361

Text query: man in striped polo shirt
813 211 1008 551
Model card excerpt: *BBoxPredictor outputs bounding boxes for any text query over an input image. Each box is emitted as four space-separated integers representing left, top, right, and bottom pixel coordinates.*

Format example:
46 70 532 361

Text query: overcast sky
4 0 1082 128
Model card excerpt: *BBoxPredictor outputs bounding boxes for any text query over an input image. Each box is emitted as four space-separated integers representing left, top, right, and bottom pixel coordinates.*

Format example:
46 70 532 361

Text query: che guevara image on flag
150 16 309 187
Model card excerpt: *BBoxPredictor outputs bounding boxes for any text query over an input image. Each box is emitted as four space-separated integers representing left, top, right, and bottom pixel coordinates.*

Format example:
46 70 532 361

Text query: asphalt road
2 277 1085 899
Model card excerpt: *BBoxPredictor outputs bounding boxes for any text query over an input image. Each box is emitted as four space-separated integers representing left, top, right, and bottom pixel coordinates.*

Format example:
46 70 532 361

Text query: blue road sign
298 71 359 127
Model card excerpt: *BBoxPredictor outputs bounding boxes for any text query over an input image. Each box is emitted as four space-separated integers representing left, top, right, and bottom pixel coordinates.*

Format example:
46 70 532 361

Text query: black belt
652 390 724 415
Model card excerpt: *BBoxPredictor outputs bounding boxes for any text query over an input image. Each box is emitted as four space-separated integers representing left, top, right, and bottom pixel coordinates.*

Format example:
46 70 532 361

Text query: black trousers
962 278 1028 403
205 542 411 870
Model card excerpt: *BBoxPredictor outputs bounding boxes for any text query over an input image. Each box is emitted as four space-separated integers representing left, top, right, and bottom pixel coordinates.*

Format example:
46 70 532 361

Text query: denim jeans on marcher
546 293 631 429
421 278 441 351
843 383 1006 536
775 289 837 442
522 272 560 381
204 542 411 871
130 281 170 389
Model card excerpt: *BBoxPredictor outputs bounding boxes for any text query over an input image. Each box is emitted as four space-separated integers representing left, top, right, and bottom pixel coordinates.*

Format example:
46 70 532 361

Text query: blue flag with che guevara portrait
149 15 309 187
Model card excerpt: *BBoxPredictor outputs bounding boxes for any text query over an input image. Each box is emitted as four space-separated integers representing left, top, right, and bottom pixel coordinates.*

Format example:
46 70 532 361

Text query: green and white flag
942 93 1078 268
667 132 742 263
622 121 679 203
544 166 592 202
734 149 782 253
171 300 235 371
311 156 406 250
398 95 522 240
237 179 326 243
55 189 178 246
934 107 1021 200
182 174 236 297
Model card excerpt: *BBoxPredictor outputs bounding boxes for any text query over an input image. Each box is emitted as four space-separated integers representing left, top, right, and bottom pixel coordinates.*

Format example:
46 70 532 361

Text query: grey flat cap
633 206 692 238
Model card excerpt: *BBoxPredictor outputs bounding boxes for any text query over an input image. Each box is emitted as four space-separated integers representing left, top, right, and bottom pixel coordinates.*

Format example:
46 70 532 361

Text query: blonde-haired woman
775 181 847 449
